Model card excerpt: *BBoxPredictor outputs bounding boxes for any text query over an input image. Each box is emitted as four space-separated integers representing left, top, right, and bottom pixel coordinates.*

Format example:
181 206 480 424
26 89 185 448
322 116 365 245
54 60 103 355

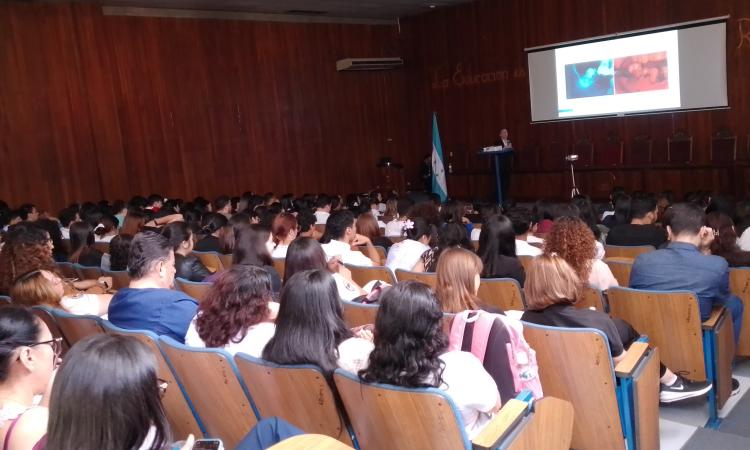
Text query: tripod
566 155 580 198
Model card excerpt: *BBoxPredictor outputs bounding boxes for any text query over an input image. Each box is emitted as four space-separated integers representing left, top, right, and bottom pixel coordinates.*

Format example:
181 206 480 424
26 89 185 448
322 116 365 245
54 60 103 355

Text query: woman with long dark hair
706 212 750 267
284 238 364 301
233 224 281 292
385 217 433 272
262 269 373 375
186 265 277 356
0 307 59 450
161 222 212 282
67 222 103 267
359 281 500 438
106 234 133 272
476 214 525 284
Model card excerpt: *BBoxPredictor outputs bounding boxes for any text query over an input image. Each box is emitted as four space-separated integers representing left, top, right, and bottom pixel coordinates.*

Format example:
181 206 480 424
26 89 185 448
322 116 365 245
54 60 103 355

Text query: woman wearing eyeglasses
0 306 60 450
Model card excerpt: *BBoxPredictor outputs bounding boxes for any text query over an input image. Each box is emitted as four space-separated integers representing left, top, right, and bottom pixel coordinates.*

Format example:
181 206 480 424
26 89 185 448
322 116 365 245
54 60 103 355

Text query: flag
431 112 448 202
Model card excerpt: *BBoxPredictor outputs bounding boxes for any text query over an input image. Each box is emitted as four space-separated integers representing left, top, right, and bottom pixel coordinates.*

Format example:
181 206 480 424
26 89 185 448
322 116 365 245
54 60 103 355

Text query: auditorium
1 0 750 448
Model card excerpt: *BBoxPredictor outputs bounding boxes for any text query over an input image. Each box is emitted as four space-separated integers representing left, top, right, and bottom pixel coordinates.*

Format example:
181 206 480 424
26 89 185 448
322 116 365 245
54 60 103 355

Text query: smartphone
192 439 224 450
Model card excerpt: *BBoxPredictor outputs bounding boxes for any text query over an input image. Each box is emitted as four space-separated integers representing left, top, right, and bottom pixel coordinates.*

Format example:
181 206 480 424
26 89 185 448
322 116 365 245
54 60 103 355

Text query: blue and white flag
431 112 448 201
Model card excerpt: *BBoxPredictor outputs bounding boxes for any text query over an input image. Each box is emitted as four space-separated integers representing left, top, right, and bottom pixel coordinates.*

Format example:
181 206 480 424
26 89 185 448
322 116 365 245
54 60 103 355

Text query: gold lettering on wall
739 18 750 49
431 63 526 90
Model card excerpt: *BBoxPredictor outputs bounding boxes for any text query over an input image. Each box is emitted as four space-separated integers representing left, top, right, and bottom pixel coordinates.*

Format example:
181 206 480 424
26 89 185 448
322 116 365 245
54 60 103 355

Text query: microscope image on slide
564 59 614 99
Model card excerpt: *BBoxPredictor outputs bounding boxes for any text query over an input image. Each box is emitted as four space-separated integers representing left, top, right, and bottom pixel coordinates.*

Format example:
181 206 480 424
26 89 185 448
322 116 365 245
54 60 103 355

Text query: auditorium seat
667 131 693 164
344 264 396 287
334 369 574 450
42 306 105 346
173 278 212 302
710 130 737 163
103 269 131 290
93 241 110 254
272 258 286 280
355 245 386 265
341 299 378 328
190 251 225 273
234 354 355 446
159 337 259 449
603 244 654 259
102 322 204 439
604 257 634 286
75 263 103 280
217 253 233 270
523 322 659 449
30 306 71 355
728 267 750 357
394 269 437 289
55 261 77 279
477 278 525 310
577 286 607 312
607 287 734 427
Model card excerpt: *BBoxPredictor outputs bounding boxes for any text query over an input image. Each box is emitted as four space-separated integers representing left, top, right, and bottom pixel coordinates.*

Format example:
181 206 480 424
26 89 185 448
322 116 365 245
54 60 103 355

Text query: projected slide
555 30 680 118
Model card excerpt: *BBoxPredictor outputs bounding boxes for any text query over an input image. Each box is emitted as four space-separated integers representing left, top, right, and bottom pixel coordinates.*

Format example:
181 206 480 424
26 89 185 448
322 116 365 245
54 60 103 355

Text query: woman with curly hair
0 223 56 295
359 281 501 438
185 265 277 356
544 216 618 291
706 212 750 267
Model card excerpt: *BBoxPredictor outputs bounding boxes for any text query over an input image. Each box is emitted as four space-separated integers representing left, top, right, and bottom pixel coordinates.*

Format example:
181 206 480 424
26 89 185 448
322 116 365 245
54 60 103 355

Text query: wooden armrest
471 399 528 450
603 257 635 263
702 306 726 330
615 341 649 377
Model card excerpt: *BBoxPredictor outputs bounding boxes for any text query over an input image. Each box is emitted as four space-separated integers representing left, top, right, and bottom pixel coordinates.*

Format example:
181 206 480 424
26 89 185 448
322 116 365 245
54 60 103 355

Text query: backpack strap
469 312 496 362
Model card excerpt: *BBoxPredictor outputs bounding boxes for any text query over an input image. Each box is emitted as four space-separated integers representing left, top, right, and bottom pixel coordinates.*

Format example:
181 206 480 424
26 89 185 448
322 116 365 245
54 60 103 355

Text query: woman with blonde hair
435 247 483 313
522 254 711 403
543 216 617 291
10 270 112 317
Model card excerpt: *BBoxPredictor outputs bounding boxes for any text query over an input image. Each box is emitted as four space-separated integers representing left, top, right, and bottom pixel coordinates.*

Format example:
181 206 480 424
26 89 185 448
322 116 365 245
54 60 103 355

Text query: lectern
479 146 514 204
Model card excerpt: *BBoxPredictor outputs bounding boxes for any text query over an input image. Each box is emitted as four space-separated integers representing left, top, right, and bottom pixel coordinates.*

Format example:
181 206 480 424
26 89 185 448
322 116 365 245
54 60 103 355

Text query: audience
230 224 281 292
284 238 364 301
356 212 392 250
0 307 58 450
103 234 133 272
506 208 542 257
602 194 631 229
193 213 229 253
420 222 473 272
435 247 484 314
544 216 618 291
0 224 57 295
186 265 277 356
270 213 298 258
320 210 379 267
107 232 198 343
630 203 744 347
477 214 525 284
521 254 712 403
93 214 118 243
67 222 103 267
262 269 373 374
161 222 212 282
11 270 111 317
314 195 332 225
606 193 668 248
384 197 413 237
359 281 500 438
385 217 432 272
705 212 750 267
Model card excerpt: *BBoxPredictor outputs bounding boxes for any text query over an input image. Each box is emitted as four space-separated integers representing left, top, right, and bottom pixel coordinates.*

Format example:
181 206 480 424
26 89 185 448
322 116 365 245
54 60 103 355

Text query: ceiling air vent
336 58 404 71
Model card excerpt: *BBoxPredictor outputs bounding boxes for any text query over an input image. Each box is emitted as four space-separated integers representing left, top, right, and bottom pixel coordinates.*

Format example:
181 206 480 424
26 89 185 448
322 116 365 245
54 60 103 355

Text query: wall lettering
739 18 750 49
431 63 526 90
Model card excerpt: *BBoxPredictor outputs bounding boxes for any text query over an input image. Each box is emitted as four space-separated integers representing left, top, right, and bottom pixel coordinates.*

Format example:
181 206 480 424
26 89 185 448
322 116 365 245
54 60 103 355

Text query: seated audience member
67 222 103 267
470 205 501 241
381 197 398 224
435 247 487 314
230 225 281 292
284 238 364 301
93 214 118 243
359 281 500 438
57 208 79 240
119 210 148 236
0 224 57 295
506 208 542 257
656 191 674 224
161 222 211 282
356 212 392 250
544 217 618 291
296 209 321 240
34 219 66 263
107 232 198 344
572 194 604 243
522 254 712 403
193 212 229 253
384 197 414 237
18 204 40 223
606 193 668 248
631 203 744 346
103 234 133 272
0 307 58 450
213 195 232 218
11 270 111 316
477 214 525 285
320 210 379 267
45 334 194 450
271 213 298 258
185 265 277 356
420 222 473 272
706 212 750 267
532 200 555 234
602 194 631 229
600 186 626 222
385 218 433 272
314 195 332 225
262 269 373 374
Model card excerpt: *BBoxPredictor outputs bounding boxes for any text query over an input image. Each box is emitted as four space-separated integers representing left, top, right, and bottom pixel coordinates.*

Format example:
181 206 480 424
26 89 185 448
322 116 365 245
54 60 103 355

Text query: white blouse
385 239 429 272
185 317 276 357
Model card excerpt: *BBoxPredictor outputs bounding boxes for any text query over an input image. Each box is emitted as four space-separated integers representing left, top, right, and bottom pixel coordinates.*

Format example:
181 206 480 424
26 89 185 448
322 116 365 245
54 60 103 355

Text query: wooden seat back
394 269 437 289
218 253 233 269
603 245 654 259
75 264 103 280
477 278 525 310
272 258 286 280
604 258 633 287
101 322 203 439
49 309 105 346
235 355 353 445
576 286 607 312
104 270 131 290
345 264 396 287
93 241 110 254
173 278 212 303
158 337 258 449
191 251 224 273
729 268 750 356
522 323 625 450
30 306 71 355
607 287 706 380
334 370 470 450
55 261 77 279
356 246 386 265
341 300 378 328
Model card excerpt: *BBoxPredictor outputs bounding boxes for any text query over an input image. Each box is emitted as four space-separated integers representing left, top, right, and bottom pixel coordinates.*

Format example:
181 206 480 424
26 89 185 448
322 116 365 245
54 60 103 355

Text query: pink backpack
449 310 543 400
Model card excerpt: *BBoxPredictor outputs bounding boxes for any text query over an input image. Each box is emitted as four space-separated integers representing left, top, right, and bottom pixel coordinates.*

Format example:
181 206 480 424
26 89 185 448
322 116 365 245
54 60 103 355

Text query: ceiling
78 0 475 21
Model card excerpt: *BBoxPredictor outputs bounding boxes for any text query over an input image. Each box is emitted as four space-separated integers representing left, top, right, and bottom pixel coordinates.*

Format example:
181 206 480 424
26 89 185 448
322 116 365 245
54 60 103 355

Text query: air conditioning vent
336 57 404 71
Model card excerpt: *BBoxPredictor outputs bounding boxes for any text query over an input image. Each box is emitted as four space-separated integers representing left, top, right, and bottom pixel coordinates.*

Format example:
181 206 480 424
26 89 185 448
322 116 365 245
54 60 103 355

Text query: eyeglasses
157 378 169 398
28 337 63 360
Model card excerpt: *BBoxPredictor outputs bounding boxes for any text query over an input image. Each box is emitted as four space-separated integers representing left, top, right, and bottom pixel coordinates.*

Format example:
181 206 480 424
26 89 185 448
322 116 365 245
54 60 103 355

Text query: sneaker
660 376 713 403
731 377 740 396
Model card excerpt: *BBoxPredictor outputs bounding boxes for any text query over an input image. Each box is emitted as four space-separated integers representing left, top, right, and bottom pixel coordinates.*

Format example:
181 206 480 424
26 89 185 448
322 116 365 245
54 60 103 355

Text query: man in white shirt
507 208 542 257
314 195 332 225
321 210 379 266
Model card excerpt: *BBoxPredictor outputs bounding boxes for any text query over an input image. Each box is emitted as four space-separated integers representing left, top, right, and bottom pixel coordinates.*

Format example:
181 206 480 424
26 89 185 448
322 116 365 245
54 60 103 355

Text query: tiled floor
659 358 750 450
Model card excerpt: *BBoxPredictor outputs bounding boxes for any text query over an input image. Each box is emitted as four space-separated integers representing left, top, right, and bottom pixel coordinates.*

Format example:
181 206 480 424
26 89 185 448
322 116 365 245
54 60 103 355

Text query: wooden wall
0 2 409 212
400 0 750 201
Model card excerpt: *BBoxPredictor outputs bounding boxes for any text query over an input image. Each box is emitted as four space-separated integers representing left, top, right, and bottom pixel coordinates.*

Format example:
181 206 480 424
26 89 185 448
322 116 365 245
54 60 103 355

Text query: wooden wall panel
401 0 750 201
0 2 409 211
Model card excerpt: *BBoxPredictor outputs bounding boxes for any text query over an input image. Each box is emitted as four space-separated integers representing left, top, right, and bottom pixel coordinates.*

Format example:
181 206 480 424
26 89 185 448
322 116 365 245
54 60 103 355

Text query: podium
479 146 514 204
